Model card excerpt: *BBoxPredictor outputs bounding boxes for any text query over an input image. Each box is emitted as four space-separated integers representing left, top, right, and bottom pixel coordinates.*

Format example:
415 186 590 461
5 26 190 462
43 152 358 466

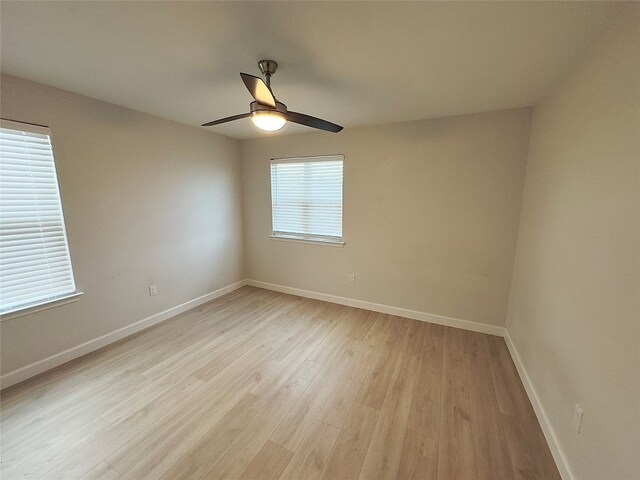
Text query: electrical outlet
149 285 158 297
572 404 584 433
348 274 355 284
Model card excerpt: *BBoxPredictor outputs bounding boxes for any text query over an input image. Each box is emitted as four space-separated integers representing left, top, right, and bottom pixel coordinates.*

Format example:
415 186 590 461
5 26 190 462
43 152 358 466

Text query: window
0 119 78 314
270 155 343 244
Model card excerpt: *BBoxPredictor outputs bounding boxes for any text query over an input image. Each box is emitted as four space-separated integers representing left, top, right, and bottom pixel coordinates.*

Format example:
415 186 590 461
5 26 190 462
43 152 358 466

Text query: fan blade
286 111 343 133
240 73 276 108
201 113 250 127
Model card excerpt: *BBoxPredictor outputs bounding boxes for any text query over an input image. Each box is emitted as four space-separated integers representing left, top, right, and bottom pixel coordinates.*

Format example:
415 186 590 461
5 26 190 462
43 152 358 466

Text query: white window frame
270 154 344 247
0 119 82 320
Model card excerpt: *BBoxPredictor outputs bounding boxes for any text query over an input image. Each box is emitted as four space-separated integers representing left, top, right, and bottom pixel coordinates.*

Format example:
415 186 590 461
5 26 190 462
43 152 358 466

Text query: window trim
0 291 83 322
270 154 344 244
0 119 80 316
0 118 50 136
270 233 345 247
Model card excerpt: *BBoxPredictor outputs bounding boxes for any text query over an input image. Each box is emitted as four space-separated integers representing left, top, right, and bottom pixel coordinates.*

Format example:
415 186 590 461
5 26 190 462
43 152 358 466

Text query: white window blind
270 155 343 241
0 120 77 314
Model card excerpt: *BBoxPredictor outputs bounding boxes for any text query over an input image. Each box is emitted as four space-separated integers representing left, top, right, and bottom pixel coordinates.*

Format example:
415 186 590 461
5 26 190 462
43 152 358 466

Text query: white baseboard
246 279 505 336
504 330 574 480
0 280 247 390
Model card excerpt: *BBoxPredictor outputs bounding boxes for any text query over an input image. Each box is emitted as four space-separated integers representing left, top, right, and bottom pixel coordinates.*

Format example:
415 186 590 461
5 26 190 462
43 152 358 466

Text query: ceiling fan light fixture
202 60 343 133
250 110 287 131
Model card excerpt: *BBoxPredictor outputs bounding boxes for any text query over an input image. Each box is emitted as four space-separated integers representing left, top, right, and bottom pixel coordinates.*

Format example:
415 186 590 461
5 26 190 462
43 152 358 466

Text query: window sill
0 292 84 322
270 234 345 247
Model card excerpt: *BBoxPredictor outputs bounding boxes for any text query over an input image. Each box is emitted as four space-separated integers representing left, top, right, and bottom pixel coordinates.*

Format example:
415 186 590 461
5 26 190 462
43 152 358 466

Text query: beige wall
0 75 244 375
506 7 639 480
242 108 532 327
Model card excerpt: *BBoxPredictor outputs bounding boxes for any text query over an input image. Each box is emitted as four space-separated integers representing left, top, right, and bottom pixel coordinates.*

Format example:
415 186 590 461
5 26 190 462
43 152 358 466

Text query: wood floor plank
279 420 340 480
0 287 561 480
407 322 444 440
156 393 269 480
402 319 427 357
199 379 309 480
320 402 380 480
271 305 332 362
250 356 320 400
437 327 476 480
268 387 333 453
355 345 401 410
190 296 300 383
110 350 282 479
2 369 152 456
309 318 357 365
316 342 376 428
486 335 535 421
502 413 561 480
359 353 420 480
111 388 251 479
32 376 209 480
344 308 379 342
383 316 409 350
100 376 179 426
464 331 514 479
78 461 122 480
362 312 391 347
238 441 293 480
269 340 360 452
398 430 438 480
1 416 113 480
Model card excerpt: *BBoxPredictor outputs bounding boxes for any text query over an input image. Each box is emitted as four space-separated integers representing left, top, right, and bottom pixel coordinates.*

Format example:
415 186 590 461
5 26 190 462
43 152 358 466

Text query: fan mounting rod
258 60 278 88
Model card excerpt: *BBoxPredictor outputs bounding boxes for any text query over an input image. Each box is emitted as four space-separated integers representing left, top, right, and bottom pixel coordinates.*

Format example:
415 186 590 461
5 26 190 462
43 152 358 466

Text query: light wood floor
0 286 560 480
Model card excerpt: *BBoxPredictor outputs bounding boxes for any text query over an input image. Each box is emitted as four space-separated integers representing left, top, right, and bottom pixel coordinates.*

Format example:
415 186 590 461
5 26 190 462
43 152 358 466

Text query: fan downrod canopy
258 60 278 77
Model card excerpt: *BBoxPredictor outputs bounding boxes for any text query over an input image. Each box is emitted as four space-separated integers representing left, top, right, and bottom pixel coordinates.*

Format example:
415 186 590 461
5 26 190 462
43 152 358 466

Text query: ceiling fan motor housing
250 100 287 114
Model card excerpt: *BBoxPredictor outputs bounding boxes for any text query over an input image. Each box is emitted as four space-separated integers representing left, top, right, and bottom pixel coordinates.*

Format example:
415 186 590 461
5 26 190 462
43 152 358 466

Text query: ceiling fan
202 60 343 133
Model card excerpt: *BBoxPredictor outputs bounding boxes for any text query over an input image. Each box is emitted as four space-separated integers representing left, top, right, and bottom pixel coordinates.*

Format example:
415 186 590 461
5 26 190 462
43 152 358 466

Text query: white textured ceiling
0 1 625 139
